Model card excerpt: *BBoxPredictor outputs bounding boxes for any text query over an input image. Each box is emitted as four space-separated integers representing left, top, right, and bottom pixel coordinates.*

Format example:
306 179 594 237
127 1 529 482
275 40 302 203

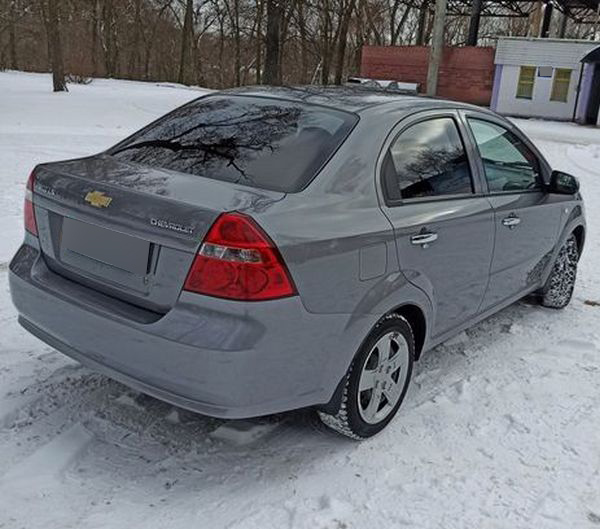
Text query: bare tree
252 0 264 84
263 0 281 85
390 0 411 45
128 0 143 77
295 0 309 83
46 0 67 91
223 0 241 85
8 0 18 69
90 0 100 76
5 0 593 91
334 0 356 84
415 0 429 44
178 0 194 84
101 0 120 77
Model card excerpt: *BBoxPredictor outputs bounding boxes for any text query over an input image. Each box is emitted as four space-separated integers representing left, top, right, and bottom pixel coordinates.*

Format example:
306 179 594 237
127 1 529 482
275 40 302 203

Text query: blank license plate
61 217 150 275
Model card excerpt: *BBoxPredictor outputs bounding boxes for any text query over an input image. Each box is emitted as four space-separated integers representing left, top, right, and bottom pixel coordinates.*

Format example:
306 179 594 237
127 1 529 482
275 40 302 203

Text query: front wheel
540 234 579 309
318 314 414 440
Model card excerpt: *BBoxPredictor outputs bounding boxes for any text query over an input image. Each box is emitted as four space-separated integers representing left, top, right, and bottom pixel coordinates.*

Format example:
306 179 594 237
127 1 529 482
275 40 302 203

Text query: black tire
540 234 579 309
317 314 415 440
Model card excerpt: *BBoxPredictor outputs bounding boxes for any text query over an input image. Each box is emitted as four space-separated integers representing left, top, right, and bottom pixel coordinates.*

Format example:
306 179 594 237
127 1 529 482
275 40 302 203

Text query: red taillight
184 212 297 301
24 171 38 236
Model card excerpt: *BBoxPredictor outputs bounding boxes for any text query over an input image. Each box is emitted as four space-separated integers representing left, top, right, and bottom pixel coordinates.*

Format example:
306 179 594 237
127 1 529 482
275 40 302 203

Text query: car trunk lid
32 155 285 313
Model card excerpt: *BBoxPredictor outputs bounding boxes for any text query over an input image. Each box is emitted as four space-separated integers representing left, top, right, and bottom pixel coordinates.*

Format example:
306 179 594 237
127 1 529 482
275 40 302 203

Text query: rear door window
109 95 357 193
383 117 474 201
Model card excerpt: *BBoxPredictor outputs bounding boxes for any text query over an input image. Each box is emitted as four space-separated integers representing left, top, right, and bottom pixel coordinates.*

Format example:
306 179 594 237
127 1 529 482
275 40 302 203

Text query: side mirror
549 170 579 195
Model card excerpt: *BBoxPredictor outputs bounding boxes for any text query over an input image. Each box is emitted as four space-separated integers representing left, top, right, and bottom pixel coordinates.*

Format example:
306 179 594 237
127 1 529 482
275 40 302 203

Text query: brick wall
360 45 495 106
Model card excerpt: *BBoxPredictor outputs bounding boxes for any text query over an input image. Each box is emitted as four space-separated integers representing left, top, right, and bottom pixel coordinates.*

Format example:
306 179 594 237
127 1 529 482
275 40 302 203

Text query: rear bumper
10 243 370 418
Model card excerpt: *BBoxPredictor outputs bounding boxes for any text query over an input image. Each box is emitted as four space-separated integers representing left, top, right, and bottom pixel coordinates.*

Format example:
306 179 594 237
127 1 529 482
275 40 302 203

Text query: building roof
499 36 600 45
495 37 600 68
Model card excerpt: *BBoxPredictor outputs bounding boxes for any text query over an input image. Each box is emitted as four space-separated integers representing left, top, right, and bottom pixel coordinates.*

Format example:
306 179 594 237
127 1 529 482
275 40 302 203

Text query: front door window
467 119 542 193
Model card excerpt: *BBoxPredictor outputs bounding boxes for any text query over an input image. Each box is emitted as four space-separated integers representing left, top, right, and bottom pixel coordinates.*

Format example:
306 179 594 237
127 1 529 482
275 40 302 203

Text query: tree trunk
466 0 483 46
255 0 263 84
389 0 400 45
391 5 411 46
217 13 225 87
540 2 553 38
334 0 356 85
361 0 383 46
263 0 281 85
47 0 67 91
128 0 143 78
424 4 435 44
234 0 241 86
102 0 119 78
9 0 19 70
529 1 543 38
91 0 100 77
277 1 292 84
320 0 332 84
193 30 202 85
223 0 242 85
559 7 569 38
416 0 428 45
297 0 308 83
354 0 365 73
178 0 194 85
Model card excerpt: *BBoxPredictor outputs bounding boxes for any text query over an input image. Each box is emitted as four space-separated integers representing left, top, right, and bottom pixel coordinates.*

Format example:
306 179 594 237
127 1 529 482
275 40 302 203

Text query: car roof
218 85 485 114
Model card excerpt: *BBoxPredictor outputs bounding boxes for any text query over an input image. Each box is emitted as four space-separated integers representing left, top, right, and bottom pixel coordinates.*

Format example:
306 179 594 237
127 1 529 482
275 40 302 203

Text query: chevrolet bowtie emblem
84 191 112 208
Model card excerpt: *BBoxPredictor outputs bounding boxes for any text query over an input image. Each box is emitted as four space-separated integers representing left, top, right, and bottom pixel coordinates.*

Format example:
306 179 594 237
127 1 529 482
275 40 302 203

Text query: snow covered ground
0 71 599 529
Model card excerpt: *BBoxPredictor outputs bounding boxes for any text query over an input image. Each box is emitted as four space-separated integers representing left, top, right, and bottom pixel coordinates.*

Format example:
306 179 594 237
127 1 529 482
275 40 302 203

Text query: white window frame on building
550 68 572 102
516 66 536 99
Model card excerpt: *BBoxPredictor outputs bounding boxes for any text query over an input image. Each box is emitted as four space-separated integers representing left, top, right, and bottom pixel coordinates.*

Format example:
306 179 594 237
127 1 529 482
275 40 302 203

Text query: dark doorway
585 63 600 125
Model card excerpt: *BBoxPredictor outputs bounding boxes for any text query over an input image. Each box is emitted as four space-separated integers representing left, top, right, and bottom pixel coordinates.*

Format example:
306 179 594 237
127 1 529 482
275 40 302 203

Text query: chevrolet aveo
9 87 585 439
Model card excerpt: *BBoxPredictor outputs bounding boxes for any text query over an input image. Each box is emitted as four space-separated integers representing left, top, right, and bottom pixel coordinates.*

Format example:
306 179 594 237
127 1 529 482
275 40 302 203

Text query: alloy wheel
357 331 410 424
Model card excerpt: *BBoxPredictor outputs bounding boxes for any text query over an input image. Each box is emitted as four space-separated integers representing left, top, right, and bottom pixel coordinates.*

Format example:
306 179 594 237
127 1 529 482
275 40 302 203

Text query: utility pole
426 0 447 96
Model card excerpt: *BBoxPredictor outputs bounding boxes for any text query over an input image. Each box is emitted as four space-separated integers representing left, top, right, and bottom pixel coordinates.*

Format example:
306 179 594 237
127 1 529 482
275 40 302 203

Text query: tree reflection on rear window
109 95 358 193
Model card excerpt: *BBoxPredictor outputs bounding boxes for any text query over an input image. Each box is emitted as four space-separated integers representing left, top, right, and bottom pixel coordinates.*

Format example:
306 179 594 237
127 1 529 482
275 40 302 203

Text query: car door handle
411 232 438 246
502 216 521 228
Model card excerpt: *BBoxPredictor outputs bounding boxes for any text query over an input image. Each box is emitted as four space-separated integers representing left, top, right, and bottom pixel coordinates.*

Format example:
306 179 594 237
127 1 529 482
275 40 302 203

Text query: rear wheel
540 234 579 309
318 314 414 440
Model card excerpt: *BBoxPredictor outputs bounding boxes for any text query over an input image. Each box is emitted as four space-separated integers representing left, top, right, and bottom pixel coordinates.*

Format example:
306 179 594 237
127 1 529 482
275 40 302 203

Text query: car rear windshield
109 95 358 193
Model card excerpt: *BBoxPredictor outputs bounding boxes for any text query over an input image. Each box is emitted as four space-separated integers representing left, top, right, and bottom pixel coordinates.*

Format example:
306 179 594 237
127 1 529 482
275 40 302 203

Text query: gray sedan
9 86 585 439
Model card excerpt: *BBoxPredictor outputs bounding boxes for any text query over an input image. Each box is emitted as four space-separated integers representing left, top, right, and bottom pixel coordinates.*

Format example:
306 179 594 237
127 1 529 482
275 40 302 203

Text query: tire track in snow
0 362 87 430
0 393 37 430
0 422 93 490
0 423 95 528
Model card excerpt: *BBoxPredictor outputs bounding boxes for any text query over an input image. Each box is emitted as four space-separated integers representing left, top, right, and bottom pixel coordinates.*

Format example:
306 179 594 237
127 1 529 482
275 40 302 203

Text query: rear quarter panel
253 110 428 313
250 110 434 373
